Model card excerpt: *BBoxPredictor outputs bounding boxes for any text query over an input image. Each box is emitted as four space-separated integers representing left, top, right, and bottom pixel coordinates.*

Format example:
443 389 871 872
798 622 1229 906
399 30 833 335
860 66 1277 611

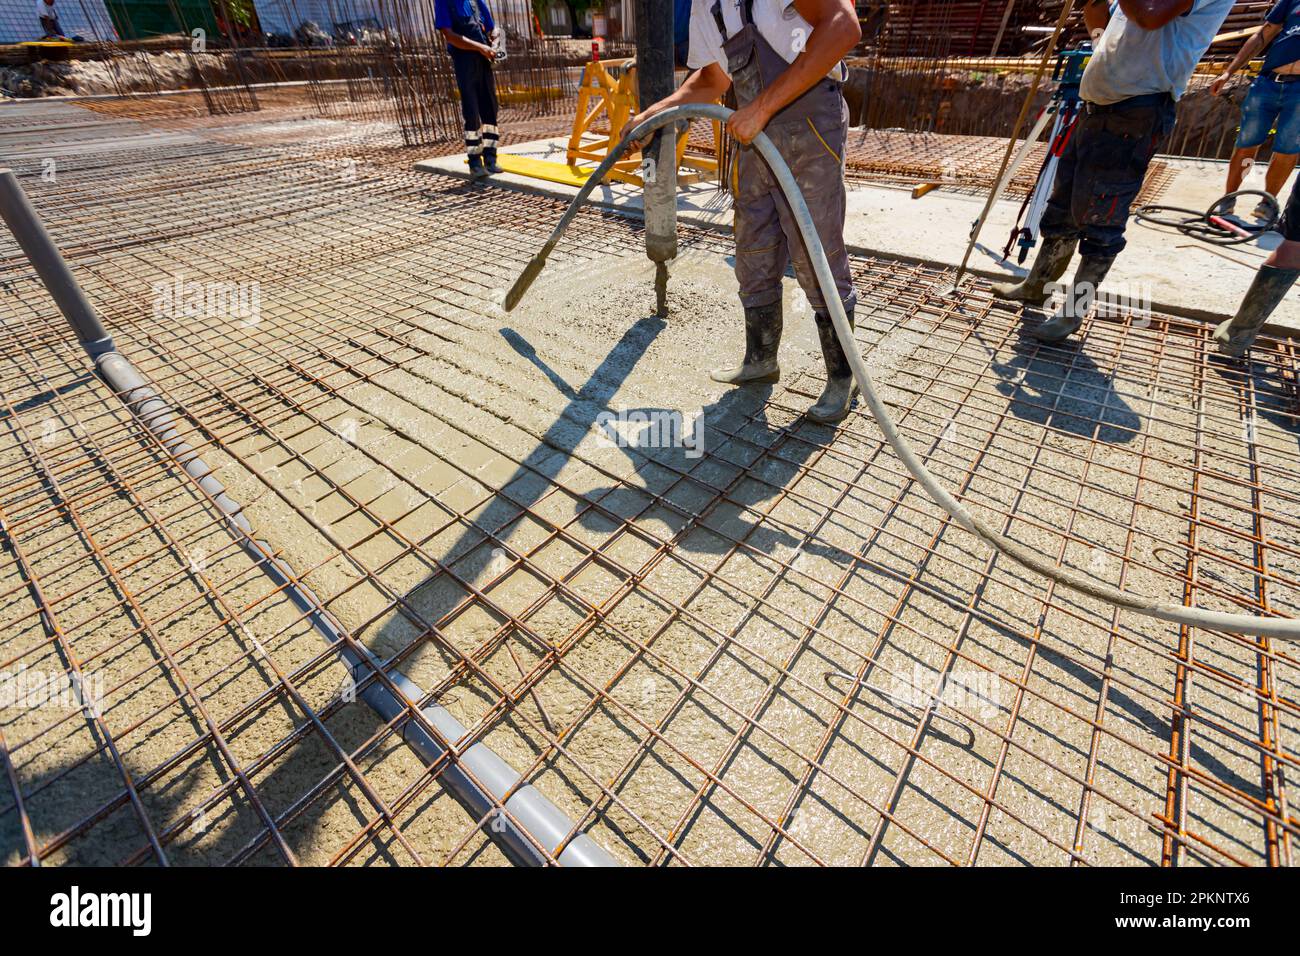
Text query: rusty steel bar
0 168 617 868
2 97 1297 868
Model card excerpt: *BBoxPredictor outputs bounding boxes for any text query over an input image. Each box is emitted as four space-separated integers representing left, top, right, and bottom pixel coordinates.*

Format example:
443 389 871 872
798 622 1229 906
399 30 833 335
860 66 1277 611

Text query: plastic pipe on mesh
0 168 619 867
0 169 116 357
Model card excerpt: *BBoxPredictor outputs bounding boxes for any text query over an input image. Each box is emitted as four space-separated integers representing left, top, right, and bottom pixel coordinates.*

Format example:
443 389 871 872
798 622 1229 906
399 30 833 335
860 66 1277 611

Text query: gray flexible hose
504 103 1299 640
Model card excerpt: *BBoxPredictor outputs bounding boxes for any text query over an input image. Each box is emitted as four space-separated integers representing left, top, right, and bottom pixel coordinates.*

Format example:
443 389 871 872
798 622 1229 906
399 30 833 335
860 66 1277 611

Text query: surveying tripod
973 46 1091 263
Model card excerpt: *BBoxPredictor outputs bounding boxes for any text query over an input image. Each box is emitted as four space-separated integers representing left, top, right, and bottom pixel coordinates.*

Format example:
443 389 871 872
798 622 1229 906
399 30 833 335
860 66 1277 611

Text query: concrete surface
1 100 1294 868
417 134 1300 330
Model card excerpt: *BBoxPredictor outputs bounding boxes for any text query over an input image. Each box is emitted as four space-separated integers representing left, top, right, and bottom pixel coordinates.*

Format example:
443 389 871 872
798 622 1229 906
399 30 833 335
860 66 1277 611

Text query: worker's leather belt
1083 91 1174 114
1265 71 1300 83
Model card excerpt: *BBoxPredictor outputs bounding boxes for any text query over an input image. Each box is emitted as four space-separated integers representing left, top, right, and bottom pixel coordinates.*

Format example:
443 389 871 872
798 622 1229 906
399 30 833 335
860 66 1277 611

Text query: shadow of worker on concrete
367 309 860 671
500 322 854 567
993 339 1142 445
1209 348 1300 440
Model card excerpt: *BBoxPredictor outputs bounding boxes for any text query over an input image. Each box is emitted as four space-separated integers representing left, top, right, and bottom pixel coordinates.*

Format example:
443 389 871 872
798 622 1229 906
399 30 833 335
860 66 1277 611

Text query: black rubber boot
468 155 488 180
1033 253 1117 343
808 305 858 424
710 302 782 385
991 235 1076 304
484 148 504 175
1214 264 1300 357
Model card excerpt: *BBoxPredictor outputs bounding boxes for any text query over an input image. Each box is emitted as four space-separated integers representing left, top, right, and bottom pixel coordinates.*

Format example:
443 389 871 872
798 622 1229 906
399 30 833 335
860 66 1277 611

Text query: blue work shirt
434 0 495 46
674 0 691 64
1263 0 1300 73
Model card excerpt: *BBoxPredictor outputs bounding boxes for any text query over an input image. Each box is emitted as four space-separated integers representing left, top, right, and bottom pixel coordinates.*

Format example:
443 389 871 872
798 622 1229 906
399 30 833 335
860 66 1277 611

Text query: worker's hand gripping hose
505 104 1300 640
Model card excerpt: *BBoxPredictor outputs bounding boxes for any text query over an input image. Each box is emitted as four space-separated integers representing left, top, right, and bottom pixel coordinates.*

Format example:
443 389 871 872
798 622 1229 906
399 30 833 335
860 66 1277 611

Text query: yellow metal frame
565 57 721 187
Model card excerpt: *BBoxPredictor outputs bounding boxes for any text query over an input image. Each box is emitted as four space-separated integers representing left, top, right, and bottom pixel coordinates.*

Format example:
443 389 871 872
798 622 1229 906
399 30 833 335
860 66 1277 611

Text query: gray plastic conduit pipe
503 105 1300 642
0 168 618 867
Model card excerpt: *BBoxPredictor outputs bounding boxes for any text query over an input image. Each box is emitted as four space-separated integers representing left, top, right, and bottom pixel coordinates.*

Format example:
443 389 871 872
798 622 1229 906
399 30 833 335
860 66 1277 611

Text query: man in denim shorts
1213 0 1300 219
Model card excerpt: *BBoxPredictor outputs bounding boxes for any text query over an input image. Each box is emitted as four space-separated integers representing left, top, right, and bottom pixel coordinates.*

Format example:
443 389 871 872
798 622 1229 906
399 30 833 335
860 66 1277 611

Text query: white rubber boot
1214 264 1300 357
1033 254 1116 343
992 235 1076 304
807 305 858 424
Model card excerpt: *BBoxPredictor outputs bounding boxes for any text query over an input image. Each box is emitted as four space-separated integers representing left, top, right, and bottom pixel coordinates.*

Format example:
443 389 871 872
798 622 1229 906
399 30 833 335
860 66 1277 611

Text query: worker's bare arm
1268 239 1300 269
1212 22 1283 93
440 27 494 59
622 63 732 150
727 0 861 143
1083 0 1110 38
1117 0 1195 31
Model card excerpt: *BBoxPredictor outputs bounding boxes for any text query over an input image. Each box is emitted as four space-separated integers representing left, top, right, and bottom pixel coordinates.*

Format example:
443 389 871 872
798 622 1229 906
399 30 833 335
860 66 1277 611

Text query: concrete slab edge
414 160 1299 339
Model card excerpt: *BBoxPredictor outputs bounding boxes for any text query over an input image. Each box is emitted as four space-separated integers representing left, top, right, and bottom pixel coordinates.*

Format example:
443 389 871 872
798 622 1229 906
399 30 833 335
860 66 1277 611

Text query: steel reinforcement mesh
0 100 1297 867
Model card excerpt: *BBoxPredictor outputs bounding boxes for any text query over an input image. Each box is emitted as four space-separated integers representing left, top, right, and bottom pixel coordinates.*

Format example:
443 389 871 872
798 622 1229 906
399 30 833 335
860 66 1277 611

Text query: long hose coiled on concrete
1135 188 1280 246
504 103 1300 640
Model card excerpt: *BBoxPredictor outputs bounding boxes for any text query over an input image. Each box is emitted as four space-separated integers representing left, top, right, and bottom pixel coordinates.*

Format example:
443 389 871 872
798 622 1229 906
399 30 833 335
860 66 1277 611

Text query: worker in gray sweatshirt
994 0 1234 343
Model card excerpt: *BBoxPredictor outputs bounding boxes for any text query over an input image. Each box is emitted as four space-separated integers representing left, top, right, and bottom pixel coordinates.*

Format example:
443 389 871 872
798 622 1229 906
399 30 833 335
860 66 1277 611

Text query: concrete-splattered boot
710 302 782 385
991 235 1076 304
1033 254 1117 343
1213 264 1300 357
808 305 858 424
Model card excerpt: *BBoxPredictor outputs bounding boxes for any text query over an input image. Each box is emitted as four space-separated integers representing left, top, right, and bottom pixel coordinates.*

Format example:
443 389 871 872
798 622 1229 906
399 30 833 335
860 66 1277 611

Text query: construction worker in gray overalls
625 0 863 423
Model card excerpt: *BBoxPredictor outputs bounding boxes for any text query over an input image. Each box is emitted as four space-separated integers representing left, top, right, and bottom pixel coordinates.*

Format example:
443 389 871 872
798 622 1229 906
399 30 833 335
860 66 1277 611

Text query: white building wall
0 0 117 44
249 0 533 42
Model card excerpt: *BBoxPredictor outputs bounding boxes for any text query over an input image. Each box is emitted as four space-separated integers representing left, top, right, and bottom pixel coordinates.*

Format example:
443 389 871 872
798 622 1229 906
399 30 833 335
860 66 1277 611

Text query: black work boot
992 235 1076 304
1214 264 1300 357
710 302 782 385
1033 254 1117 343
808 305 858 424
468 155 488 180
484 148 504 175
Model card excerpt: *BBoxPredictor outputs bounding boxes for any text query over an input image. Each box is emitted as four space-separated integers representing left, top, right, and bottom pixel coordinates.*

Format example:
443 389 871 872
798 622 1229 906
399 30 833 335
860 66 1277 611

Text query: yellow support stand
567 57 644 184
565 57 720 187
488 154 592 187
461 56 722 189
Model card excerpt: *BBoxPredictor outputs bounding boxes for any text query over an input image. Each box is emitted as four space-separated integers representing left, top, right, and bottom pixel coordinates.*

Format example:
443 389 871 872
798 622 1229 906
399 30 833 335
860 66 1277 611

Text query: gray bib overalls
717 0 856 314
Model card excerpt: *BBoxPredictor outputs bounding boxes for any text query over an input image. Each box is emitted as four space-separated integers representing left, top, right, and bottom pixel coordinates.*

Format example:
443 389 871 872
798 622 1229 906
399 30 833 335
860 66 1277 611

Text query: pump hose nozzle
503 103 1300 639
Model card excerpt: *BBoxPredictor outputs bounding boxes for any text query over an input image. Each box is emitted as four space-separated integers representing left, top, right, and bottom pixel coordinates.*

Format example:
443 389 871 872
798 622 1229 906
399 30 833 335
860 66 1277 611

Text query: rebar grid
839 129 1177 203
680 123 1178 202
0 101 1297 867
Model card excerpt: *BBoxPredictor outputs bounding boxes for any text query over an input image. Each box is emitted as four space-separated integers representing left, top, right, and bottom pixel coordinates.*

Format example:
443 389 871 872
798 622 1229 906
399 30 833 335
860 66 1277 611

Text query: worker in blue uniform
435 0 503 178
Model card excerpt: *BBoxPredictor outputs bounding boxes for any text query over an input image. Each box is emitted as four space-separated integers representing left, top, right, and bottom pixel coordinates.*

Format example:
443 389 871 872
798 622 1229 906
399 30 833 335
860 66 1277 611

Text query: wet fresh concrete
416 135 1300 330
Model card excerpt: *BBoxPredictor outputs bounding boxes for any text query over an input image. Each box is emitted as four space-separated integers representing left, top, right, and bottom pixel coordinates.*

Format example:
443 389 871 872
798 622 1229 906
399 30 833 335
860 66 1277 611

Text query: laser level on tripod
998 45 1091 263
